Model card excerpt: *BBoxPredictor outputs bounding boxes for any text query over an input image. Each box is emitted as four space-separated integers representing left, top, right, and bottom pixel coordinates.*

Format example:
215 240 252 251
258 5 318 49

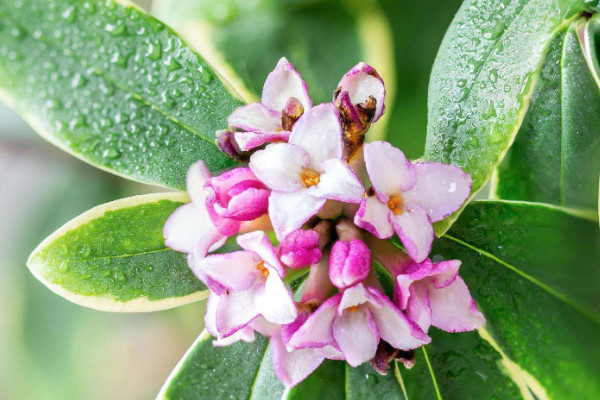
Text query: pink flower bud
279 230 322 269
329 239 371 289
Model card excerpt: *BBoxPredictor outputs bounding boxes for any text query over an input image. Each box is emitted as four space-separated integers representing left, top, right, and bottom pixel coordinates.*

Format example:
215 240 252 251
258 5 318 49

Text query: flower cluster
164 58 485 388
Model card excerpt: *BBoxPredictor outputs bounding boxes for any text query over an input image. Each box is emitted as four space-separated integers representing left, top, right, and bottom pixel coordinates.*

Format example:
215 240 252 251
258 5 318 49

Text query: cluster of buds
164 58 485 388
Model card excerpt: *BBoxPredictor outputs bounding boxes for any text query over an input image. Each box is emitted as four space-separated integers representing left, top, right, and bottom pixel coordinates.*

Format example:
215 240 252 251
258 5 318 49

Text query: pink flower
189 231 297 338
394 258 486 333
329 239 371 289
249 104 365 239
354 141 471 262
163 161 269 257
223 57 312 152
334 62 386 125
278 229 322 269
286 283 430 367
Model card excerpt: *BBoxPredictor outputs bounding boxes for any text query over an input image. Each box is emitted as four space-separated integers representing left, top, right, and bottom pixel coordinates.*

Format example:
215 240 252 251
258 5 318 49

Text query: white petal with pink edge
391 204 434 263
429 276 486 332
227 103 282 133
269 190 326 240
234 131 291 152
332 306 379 367
254 275 297 324
191 251 260 292
270 335 324 389
237 231 285 277
249 143 308 192
402 162 472 222
289 104 343 169
364 141 416 196
262 57 312 111
337 63 386 122
308 159 364 203
354 195 395 239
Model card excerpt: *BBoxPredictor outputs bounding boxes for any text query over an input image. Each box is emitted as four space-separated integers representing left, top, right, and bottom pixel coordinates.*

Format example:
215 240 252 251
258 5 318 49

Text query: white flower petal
262 57 312 111
269 190 326 240
364 141 416 196
249 143 308 192
308 159 364 203
289 104 343 168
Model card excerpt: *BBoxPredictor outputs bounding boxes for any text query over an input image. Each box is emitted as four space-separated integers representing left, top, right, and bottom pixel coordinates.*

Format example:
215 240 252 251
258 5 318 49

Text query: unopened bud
329 239 370 289
279 229 322 269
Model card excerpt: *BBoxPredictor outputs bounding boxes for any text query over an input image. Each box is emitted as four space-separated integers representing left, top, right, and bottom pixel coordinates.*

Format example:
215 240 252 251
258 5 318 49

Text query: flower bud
329 239 371 289
279 229 322 269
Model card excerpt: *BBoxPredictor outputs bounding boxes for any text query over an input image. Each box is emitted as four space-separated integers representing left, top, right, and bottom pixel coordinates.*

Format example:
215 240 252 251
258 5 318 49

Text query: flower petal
289 104 343 168
215 187 270 221
279 229 322 269
337 63 386 122
367 287 431 350
406 283 433 333
354 195 395 239
308 158 364 203
364 141 416 196
249 143 308 192
391 204 434 263
333 306 379 367
234 130 291 152
254 275 297 324
213 327 256 347
163 202 225 256
402 162 472 222
270 335 324 389
269 190 326 240
338 282 377 312
262 57 312 111
428 276 486 332
429 260 461 289
205 190 242 236
186 160 212 205
189 251 260 292
329 239 371 289
227 103 282 133
288 295 340 349
237 231 285 277
215 289 260 337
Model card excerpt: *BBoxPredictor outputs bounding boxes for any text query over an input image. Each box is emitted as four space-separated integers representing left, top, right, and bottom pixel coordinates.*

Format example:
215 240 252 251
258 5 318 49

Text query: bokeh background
0 0 464 398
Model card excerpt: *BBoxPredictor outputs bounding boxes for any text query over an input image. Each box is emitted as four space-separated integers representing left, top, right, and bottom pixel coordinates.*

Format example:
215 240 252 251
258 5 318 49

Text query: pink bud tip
329 239 371 289
279 230 322 269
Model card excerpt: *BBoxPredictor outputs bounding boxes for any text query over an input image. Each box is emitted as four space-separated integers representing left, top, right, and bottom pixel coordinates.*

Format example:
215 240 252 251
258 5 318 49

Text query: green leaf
152 0 395 140
581 12 600 89
27 192 207 312
425 0 597 234
157 330 409 400
0 0 240 190
433 200 600 399
493 20 600 211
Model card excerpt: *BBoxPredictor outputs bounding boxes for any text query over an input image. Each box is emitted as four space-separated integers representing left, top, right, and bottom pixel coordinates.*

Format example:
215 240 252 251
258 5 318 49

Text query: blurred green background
0 0 463 398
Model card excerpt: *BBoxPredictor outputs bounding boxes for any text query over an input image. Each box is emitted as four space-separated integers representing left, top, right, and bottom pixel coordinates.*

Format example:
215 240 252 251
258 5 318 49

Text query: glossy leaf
27 192 207 312
432 200 600 399
581 12 600 89
152 0 395 140
494 21 600 210
0 0 240 189
425 0 598 234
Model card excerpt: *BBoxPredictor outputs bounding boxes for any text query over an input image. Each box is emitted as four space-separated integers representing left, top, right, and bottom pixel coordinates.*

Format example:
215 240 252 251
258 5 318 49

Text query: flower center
300 169 321 188
347 305 360 313
256 261 269 277
387 195 403 215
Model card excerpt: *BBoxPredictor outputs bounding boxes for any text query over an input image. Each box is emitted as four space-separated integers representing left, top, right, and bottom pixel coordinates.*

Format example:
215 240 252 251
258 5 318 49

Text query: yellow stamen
348 305 360 313
387 195 403 215
300 169 321 188
256 261 269 277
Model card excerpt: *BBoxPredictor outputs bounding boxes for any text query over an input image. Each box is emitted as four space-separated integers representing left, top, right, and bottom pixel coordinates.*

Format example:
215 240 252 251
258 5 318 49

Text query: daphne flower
163 161 269 257
334 63 386 125
395 258 486 333
188 231 296 338
250 104 365 239
222 57 312 153
354 141 471 262
287 283 430 367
